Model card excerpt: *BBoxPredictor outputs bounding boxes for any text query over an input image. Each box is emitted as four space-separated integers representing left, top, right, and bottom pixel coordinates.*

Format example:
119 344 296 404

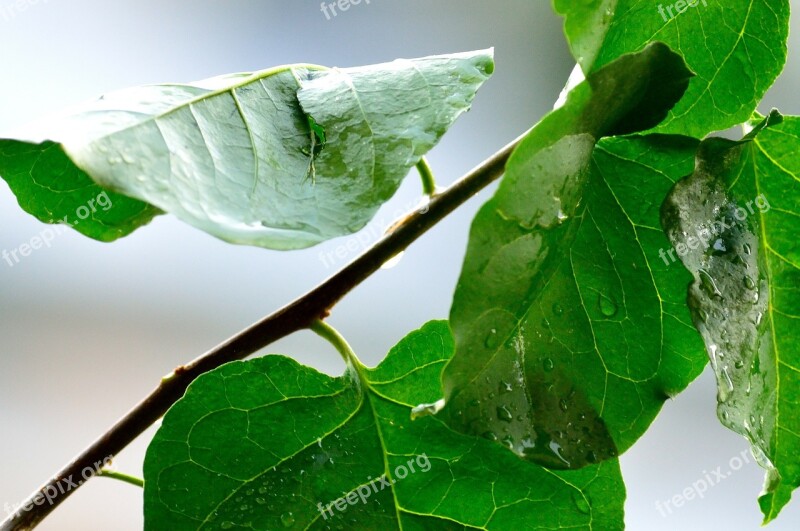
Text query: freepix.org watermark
320 0 370 20
0 0 48 23
3 455 114 519
658 193 770 267
317 453 431 520
658 0 707 22
2 191 113 268
318 195 429 269
655 448 752 517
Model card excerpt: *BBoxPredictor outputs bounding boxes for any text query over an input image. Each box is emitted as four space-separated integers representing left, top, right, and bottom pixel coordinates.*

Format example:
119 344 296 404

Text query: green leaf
0 140 160 242
661 111 800 522
0 51 493 249
553 0 790 137
441 44 706 469
144 321 625 530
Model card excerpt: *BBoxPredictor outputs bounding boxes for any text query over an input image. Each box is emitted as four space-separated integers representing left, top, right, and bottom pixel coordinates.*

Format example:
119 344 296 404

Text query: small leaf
662 111 800 522
442 44 704 469
0 140 160 242
0 51 493 249
144 321 625 530
554 0 790 137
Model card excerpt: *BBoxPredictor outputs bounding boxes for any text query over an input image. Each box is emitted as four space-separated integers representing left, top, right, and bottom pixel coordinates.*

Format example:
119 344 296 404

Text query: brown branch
1 131 525 530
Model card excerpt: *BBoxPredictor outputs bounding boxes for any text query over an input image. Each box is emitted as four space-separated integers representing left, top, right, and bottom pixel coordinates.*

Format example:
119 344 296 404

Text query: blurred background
0 1 798 529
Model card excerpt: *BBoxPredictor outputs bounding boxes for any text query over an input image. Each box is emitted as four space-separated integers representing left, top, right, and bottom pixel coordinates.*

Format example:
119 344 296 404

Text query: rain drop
221 522 234 530
722 367 734 392
482 431 498 441
543 358 554 372
744 276 756 290
497 405 513 423
380 251 404 270
573 492 591 514
485 328 500 348
699 269 723 298
598 293 618 318
552 303 564 316
499 381 513 394
559 399 569 412
281 512 295 527
718 367 734 403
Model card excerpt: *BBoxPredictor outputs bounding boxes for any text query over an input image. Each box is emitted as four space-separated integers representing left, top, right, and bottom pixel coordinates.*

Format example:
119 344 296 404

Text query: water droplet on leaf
497 405 513 422
485 328 499 348
699 269 723 298
572 492 591 514
281 512 295 527
598 293 618 318
482 431 498 441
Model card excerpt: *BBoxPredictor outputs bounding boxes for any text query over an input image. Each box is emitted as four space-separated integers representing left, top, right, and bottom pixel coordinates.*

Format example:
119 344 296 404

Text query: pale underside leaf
662 112 800 522
1 51 493 249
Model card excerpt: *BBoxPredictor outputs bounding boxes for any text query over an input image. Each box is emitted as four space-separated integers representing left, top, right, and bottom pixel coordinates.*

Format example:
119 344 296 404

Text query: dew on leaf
572 492 591 514
497 405 513 422
484 328 499 348
698 269 722 298
482 431 498 441
598 293 618 318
